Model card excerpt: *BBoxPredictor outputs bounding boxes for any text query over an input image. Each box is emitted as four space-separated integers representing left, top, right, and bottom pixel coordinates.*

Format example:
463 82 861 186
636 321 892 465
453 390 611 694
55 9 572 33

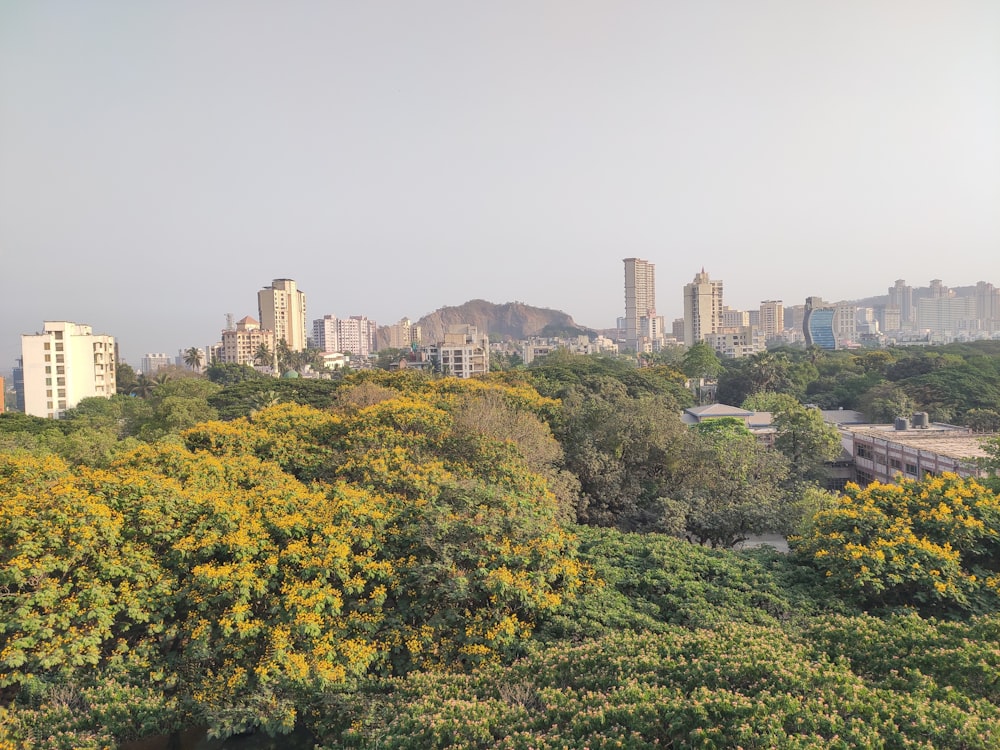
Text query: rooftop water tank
894 417 910 431
912 412 929 428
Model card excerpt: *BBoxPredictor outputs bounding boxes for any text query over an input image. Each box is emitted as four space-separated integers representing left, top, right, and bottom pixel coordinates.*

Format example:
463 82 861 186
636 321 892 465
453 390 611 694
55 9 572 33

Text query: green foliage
314 621 1000 749
681 342 722 380
208 378 341 420
206 362 270 385
536 527 841 642
792 473 1000 615
673 425 794 547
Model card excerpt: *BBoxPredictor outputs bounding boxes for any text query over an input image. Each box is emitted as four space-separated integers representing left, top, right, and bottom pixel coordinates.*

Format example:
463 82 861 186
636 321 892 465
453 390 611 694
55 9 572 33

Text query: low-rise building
833 414 994 486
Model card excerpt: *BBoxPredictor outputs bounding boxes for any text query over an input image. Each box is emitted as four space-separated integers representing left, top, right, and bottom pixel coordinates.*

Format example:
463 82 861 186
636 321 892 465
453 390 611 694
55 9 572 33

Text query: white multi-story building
683 269 724 346
221 316 275 367
20 321 116 418
258 278 307 351
424 324 489 378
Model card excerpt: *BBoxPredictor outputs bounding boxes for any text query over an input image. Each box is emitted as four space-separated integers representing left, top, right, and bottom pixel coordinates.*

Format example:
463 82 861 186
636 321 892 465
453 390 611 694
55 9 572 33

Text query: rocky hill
377 300 593 347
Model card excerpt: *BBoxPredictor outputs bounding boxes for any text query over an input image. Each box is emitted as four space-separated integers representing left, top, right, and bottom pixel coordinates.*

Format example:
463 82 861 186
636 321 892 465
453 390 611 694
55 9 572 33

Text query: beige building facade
258 278 307 351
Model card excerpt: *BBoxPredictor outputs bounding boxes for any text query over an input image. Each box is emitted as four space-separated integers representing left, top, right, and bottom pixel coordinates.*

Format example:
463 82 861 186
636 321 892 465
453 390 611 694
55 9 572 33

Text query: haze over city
2 1 998 367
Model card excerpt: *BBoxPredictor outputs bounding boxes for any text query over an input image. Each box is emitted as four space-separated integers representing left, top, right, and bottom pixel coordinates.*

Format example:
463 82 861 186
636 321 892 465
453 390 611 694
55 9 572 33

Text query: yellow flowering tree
792 473 1000 614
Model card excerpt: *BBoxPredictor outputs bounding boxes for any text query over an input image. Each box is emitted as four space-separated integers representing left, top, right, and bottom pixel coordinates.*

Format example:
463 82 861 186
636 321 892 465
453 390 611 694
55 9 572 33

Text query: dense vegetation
2 350 1000 748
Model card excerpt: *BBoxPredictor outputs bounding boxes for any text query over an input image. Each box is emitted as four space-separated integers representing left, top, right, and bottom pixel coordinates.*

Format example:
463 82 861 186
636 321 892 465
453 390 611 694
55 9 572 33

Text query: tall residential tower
258 278 307 351
682 269 724 346
623 258 658 352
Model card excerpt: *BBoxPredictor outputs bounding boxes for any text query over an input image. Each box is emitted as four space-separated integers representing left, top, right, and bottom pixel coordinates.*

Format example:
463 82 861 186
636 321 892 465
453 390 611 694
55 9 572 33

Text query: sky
2 1 998 368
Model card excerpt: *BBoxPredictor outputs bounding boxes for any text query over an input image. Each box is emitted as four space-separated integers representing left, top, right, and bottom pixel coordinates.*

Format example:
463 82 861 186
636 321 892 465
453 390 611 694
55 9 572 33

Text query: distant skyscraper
623 258 657 352
258 278 307 351
20 321 116 418
682 269 724 346
888 280 913 326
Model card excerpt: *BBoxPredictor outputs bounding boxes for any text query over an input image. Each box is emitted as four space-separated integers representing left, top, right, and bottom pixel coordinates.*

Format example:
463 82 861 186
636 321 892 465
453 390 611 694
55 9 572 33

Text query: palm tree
130 374 155 398
275 339 293 373
183 346 204 371
253 343 273 368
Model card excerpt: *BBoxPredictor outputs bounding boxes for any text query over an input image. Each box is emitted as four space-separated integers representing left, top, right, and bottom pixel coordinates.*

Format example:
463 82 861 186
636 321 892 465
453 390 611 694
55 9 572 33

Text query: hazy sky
2 1 998 367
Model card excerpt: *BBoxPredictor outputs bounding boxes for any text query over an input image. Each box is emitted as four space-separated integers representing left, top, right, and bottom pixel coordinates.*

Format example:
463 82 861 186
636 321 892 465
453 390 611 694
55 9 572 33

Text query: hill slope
379 300 593 347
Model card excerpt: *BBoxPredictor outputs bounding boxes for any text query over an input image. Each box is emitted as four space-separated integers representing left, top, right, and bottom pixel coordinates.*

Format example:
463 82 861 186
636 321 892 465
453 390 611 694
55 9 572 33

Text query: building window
55 343 63 351
44 342 51 350
46 389 52 397
889 458 902 470
857 445 873 459
45 378 52 386
905 463 918 475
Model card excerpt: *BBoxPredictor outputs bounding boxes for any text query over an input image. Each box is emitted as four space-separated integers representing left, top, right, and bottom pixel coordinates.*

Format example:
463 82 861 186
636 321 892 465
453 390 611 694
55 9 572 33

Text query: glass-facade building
803 298 837 349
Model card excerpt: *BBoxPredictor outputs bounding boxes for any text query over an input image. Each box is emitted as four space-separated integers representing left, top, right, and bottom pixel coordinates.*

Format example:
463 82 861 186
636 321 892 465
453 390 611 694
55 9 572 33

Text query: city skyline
2 2 998 367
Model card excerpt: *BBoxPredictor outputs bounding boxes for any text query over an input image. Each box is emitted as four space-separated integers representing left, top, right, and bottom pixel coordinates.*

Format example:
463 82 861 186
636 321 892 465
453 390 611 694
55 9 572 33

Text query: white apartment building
221 316 275 367
424 324 489 378
20 321 116 418
683 269 724 346
258 278 307 351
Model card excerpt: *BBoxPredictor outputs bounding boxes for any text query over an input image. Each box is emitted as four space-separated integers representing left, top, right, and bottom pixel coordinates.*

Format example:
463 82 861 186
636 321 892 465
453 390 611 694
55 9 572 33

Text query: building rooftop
841 425 996 462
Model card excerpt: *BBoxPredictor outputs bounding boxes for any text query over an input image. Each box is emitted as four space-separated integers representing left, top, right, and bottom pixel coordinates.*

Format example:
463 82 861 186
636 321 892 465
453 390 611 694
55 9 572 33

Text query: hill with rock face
377 300 593 348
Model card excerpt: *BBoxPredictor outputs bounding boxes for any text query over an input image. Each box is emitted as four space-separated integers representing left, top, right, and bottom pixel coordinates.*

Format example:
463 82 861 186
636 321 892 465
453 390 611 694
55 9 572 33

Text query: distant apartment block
704 327 766 359
521 334 619 365
387 317 422 350
20 321 116 418
721 307 749 329
258 278 307 351
141 353 172 375
683 269 724 346
423 324 489 378
758 300 784 338
221 316 275 367
314 315 378 357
